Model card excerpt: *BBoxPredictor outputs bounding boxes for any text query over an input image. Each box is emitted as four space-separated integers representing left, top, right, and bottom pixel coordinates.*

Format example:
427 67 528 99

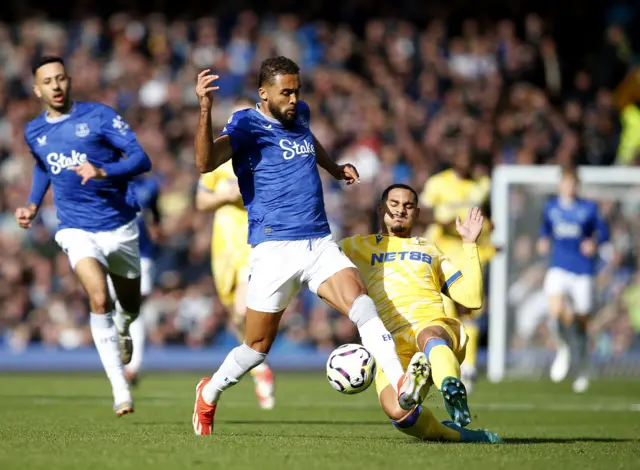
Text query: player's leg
309 237 426 410
214 242 276 410
417 322 471 427
101 220 143 366
231 274 276 410
194 240 300 435
55 228 132 416
377 365 500 443
544 268 573 382
570 275 594 393
124 257 154 385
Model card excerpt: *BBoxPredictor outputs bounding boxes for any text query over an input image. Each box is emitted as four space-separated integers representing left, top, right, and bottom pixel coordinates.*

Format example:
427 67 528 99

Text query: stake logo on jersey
539 196 608 275
280 139 315 160
25 102 147 232
47 150 87 174
219 100 330 245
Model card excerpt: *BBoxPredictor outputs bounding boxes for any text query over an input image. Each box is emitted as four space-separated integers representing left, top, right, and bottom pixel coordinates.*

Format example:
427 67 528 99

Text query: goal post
488 165 640 382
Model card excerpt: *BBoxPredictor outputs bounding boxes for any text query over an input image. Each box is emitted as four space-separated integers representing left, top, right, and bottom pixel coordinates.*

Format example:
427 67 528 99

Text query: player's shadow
220 419 388 426
503 437 637 444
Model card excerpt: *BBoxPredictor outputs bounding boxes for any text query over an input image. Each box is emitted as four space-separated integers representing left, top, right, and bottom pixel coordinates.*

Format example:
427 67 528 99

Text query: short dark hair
32 56 65 75
258 56 300 87
381 184 419 204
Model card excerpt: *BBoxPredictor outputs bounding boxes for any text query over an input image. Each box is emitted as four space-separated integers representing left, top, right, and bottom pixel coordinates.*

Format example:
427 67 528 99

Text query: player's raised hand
196 70 220 111
70 162 107 185
456 207 484 244
15 205 37 229
336 163 360 185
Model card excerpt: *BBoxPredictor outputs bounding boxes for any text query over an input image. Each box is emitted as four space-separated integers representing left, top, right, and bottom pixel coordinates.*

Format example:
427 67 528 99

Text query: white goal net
488 165 640 382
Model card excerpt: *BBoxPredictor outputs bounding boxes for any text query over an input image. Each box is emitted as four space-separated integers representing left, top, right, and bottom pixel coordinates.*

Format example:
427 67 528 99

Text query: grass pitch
0 372 638 470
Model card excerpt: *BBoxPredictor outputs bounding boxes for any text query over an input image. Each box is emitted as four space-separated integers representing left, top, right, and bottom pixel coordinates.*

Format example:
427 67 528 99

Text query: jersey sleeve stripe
441 271 462 295
198 183 215 192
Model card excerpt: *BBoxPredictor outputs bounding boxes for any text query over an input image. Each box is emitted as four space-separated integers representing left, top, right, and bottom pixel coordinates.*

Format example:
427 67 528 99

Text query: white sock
90 312 130 404
359 316 404 392
126 316 145 374
202 344 266 404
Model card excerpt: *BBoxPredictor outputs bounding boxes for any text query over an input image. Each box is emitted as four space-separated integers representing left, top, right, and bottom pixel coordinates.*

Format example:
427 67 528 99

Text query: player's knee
89 290 112 314
347 294 378 329
245 335 275 354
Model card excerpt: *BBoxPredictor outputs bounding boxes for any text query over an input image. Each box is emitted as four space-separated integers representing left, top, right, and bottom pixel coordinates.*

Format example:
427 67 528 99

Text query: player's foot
398 352 431 411
193 378 217 436
253 364 275 410
461 365 477 395
118 333 133 366
114 400 134 417
550 342 571 383
442 420 501 444
125 368 139 388
572 375 590 394
441 376 471 427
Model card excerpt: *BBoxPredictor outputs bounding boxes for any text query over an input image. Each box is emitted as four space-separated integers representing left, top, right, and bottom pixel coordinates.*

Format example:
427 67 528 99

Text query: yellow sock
393 405 461 441
425 340 461 390
462 320 479 370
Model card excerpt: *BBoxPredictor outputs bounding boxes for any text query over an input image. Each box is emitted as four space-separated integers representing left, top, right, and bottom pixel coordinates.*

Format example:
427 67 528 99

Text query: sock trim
392 405 422 429
424 337 448 360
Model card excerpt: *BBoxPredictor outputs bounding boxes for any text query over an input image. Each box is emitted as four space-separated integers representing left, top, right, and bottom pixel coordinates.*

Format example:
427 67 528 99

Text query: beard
390 223 408 234
268 101 297 125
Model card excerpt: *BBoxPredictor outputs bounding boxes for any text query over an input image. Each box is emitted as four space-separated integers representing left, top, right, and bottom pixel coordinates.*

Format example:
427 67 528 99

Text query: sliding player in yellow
339 184 500 443
195 98 275 410
419 147 496 392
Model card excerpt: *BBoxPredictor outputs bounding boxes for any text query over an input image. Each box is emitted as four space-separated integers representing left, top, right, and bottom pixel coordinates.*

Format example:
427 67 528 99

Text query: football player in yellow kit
339 184 500 443
195 98 275 410
420 146 496 392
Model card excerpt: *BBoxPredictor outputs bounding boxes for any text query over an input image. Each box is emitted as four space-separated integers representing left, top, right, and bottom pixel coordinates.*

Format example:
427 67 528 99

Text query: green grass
0 373 639 470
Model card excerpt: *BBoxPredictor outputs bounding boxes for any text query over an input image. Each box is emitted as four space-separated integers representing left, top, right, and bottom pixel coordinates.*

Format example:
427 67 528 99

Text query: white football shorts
543 267 594 315
246 235 356 313
55 218 141 279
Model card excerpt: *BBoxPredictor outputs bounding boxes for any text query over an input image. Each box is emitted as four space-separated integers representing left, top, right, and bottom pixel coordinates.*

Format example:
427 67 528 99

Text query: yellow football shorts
212 234 251 311
374 316 468 397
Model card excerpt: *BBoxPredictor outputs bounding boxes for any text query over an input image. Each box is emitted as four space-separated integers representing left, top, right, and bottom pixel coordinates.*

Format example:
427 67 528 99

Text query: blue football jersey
220 101 331 245
127 175 160 260
25 102 150 232
539 196 608 275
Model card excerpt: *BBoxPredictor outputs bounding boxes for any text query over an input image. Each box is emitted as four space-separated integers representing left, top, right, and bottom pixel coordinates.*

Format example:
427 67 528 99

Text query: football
326 344 376 394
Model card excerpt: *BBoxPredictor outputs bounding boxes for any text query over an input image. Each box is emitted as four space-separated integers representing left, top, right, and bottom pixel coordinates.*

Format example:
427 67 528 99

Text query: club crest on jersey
75 123 90 137
297 114 308 128
280 139 315 160
47 150 87 175
112 115 130 135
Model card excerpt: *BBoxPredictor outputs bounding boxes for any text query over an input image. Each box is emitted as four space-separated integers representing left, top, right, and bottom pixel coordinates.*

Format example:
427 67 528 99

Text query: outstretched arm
313 133 360 185
439 208 485 310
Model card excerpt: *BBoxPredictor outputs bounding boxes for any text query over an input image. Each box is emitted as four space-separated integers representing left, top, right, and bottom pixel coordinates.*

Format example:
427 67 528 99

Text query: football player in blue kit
191 56 431 435
15 56 151 416
537 166 609 393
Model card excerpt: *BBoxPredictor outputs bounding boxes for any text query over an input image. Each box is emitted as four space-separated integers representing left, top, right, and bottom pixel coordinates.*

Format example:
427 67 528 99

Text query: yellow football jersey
198 161 248 245
199 161 251 308
420 169 490 225
421 169 495 265
339 234 464 334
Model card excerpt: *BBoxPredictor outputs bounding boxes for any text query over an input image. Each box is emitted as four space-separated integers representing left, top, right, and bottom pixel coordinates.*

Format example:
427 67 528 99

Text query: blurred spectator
0 1 638 356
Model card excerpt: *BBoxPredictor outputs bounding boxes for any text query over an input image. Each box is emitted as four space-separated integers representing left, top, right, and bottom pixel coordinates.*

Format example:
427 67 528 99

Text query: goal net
487 165 640 381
